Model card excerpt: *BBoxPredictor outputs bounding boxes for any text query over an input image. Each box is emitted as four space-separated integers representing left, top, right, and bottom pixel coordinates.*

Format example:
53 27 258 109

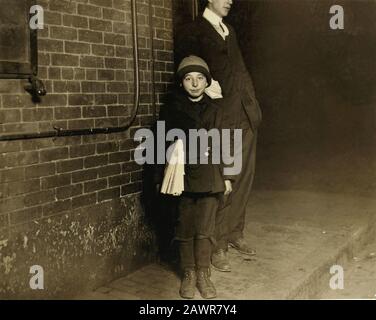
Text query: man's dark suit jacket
175 16 262 132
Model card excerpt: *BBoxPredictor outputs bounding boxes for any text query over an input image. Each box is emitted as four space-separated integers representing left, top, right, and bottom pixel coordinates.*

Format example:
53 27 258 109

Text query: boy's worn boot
196 268 217 299
179 269 197 299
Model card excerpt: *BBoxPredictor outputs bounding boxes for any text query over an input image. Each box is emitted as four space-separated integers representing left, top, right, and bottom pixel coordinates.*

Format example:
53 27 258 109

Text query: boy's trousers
176 193 219 269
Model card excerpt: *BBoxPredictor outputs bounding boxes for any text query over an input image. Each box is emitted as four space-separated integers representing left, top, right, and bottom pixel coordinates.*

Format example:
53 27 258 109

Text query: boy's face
207 0 233 18
182 72 208 99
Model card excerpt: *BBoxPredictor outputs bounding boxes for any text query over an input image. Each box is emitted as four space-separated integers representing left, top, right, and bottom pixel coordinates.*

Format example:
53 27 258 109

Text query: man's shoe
211 249 231 272
196 268 217 299
179 269 196 299
228 238 256 256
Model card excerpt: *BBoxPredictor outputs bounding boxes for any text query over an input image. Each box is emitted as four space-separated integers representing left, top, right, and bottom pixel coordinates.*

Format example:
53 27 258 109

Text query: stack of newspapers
160 139 185 196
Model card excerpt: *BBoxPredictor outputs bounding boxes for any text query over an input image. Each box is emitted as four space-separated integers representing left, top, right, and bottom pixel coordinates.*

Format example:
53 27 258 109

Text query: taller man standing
175 0 262 272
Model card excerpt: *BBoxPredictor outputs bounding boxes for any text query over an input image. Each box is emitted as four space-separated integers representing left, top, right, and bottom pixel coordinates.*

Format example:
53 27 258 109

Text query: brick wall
0 0 174 298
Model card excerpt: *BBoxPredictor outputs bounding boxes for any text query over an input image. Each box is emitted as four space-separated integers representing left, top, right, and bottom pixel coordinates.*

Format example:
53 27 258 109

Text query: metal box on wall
0 0 37 78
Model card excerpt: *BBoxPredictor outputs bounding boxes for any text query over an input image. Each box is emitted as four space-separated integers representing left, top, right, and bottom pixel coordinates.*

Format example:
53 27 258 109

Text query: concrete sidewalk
319 235 376 299
77 189 376 300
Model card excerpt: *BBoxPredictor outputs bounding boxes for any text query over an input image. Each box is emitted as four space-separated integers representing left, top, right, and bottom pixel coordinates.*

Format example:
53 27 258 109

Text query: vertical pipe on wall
149 0 157 122
192 0 195 21
192 0 199 20
130 0 140 122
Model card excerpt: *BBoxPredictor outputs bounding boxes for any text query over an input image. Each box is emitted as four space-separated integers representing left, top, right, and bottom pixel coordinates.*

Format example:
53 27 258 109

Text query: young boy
158 55 232 299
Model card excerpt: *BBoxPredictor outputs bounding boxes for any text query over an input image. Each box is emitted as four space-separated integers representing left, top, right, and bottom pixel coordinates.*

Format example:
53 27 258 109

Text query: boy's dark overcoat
159 90 225 194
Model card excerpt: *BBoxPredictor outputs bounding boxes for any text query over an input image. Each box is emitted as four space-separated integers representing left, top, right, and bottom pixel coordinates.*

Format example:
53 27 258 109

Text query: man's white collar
203 7 223 26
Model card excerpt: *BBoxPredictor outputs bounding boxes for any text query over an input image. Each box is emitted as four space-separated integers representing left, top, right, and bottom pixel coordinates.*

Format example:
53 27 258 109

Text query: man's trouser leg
227 127 257 242
215 127 257 248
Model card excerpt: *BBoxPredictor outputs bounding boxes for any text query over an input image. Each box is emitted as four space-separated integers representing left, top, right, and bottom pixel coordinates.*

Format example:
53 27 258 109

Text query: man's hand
224 180 233 196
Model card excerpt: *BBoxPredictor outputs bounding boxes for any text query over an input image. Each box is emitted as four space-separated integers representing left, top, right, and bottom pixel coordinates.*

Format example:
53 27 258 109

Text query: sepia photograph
0 0 375 307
